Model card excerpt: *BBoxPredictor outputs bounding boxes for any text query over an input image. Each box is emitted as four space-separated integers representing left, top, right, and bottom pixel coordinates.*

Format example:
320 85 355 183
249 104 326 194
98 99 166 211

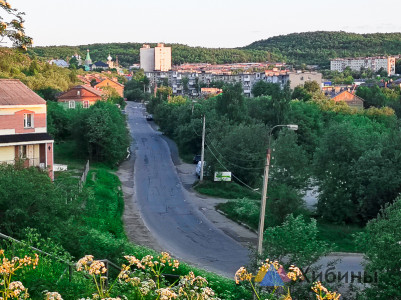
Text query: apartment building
330 56 396 76
0 79 54 180
145 69 322 97
140 44 172 72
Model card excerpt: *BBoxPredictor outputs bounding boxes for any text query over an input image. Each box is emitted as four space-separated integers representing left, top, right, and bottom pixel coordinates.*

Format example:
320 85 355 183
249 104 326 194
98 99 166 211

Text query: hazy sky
10 0 401 48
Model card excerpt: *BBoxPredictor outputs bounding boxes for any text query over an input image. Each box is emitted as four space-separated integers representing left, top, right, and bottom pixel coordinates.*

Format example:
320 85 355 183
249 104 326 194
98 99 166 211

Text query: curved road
127 102 249 276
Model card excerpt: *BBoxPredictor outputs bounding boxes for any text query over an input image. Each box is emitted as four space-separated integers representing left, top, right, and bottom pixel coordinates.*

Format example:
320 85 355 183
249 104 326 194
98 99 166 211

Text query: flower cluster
76 255 107 275
44 291 63 300
286 265 304 281
156 288 178 300
311 281 341 300
7 281 29 299
0 250 39 276
234 267 253 284
177 272 219 300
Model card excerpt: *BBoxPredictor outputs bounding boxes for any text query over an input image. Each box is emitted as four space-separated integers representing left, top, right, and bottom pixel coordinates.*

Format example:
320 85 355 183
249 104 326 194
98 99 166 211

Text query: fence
0 232 120 284
79 160 90 191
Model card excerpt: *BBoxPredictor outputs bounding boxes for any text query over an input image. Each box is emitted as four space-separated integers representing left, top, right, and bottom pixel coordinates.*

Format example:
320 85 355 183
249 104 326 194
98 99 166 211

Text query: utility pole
257 124 298 256
200 115 206 182
257 147 271 255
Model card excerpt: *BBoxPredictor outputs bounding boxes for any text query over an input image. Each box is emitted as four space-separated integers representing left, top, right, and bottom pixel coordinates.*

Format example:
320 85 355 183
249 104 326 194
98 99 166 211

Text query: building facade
145 70 322 97
57 85 104 109
94 77 125 97
330 56 396 76
0 79 54 180
140 44 171 72
331 90 364 110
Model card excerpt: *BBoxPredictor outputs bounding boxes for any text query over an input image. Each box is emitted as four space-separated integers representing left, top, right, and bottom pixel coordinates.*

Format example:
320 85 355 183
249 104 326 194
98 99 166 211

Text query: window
69 100 75 109
77 90 81 96
24 114 33 128
19 145 27 158
83 101 89 108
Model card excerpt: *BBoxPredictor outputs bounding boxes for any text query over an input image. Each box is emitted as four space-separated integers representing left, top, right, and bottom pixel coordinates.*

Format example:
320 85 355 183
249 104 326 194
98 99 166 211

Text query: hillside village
1 1 401 299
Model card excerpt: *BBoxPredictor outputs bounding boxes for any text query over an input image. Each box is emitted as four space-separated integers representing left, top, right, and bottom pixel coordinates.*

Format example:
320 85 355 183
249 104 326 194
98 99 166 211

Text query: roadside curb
328 252 364 257
216 209 258 234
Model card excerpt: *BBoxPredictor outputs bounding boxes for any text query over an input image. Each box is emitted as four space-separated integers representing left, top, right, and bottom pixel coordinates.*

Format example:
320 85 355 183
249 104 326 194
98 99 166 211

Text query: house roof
330 90 364 102
95 77 124 88
92 61 109 68
0 132 53 144
0 79 46 106
58 85 103 100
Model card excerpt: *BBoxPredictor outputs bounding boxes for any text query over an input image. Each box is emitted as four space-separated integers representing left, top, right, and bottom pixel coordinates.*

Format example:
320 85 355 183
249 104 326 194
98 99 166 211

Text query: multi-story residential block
0 79 54 180
288 71 323 90
145 69 322 97
57 85 104 109
140 44 172 72
330 56 396 76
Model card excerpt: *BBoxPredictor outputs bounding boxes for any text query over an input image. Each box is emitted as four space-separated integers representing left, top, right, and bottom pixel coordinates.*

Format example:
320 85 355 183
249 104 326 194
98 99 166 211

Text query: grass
317 222 364 253
54 140 87 171
194 180 260 200
80 166 250 300
217 198 363 253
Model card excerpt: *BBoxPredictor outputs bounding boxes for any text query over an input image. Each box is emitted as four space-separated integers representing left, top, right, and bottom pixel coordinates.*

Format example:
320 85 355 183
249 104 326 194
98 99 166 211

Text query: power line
205 129 267 162
206 143 261 195
206 138 265 170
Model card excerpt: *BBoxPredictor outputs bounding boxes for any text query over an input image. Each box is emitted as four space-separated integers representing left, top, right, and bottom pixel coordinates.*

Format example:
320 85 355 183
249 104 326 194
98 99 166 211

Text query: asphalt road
126 102 249 276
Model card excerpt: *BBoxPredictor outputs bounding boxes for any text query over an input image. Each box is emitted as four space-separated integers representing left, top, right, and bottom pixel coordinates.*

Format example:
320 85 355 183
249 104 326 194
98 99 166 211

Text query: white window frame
83 100 89 108
69 100 76 109
24 113 33 128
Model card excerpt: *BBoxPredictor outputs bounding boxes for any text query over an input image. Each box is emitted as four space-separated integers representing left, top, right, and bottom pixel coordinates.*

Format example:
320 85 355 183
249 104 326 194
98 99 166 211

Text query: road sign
214 171 231 182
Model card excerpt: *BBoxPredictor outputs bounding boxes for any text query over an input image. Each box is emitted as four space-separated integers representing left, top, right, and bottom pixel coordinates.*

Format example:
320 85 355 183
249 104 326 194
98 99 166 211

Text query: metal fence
79 160 90 191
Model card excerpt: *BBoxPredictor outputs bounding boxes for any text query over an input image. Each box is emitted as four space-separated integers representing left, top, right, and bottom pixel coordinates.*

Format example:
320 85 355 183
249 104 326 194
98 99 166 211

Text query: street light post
257 124 298 256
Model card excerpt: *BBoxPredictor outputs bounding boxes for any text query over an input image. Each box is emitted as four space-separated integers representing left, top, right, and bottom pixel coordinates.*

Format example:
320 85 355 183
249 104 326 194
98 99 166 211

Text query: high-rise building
140 43 171 72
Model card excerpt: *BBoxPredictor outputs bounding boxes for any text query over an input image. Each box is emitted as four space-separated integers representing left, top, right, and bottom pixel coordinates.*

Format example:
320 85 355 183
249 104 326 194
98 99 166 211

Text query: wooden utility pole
200 115 206 182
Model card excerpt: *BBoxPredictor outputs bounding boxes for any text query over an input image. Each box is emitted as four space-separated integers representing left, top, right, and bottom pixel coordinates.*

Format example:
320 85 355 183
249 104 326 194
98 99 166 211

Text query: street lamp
257 124 298 256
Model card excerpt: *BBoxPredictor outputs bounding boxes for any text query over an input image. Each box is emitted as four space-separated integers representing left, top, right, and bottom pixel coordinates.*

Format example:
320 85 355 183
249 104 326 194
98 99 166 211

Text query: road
126 102 249 276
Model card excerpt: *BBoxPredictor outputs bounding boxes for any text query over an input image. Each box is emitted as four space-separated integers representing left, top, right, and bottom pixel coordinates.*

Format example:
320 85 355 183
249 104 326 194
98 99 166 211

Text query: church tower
84 49 92 67
107 53 113 69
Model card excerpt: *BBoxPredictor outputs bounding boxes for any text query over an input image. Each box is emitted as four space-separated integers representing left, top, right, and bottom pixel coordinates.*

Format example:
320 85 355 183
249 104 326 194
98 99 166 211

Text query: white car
196 161 207 178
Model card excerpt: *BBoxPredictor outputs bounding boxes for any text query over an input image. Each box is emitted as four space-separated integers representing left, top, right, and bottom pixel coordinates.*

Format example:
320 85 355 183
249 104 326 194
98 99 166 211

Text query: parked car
193 154 201 164
146 114 153 121
196 161 210 178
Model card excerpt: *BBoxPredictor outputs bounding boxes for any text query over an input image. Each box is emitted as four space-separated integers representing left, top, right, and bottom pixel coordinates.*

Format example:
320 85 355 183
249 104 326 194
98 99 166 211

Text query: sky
9 0 401 48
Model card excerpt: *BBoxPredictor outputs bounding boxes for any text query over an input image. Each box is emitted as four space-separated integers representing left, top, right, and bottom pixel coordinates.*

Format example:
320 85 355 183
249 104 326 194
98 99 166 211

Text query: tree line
244 31 401 67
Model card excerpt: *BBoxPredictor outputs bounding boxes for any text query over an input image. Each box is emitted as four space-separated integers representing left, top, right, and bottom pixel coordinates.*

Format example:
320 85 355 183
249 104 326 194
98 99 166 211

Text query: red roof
57 85 103 100
0 79 46 105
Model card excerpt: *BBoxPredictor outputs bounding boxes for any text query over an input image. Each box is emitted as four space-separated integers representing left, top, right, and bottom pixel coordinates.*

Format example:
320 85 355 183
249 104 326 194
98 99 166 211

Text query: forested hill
243 31 401 67
28 43 284 67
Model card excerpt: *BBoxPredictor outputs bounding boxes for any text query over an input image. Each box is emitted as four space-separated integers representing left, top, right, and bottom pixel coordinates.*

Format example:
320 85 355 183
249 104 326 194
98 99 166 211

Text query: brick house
331 90 364 110
94 77 124 97
0 79 54 180
57 85 104 109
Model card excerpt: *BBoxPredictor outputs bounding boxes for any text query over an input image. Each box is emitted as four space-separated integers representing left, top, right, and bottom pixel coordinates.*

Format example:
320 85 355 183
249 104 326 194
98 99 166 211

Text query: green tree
0 164 78 241
303 80 320 93
216 83 246 122
74 101 130 165
356 196 401 299
263 214 330 268
0 1 32 49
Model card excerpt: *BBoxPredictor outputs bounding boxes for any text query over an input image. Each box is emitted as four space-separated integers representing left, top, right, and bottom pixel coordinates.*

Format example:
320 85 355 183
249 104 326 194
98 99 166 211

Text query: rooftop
0 79 46 106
